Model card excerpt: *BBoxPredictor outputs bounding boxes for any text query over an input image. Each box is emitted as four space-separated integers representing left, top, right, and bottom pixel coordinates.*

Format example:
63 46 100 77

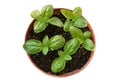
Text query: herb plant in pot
23 4 95 77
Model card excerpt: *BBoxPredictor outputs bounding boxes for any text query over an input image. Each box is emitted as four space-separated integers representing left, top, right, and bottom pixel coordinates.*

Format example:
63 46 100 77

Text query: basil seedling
78 31 95 51
23 35 65 55
61 7 86 40
31 5 63 33
51 38 80 73
61 7 87 28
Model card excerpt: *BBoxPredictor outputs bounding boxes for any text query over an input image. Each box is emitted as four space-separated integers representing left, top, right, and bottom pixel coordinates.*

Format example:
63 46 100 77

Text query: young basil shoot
51 38 80 73
61 7 87 28
71 31 94 51
23 35 65 55
79 31 95 51
60 7 86 40
31 5 63 33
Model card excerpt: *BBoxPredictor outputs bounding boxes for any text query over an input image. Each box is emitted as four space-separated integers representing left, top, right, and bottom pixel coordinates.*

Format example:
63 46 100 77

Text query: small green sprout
23 35 65 55
31 5 63 33
51 38 80 73
61 7 87 29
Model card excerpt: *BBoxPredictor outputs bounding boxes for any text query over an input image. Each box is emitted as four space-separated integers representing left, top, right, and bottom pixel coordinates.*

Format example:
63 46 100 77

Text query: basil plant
31 5 63 33
23 35 65 55
23 4 95 74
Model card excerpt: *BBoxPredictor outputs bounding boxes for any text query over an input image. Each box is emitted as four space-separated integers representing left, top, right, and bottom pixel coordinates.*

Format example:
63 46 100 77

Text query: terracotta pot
24 8 96 77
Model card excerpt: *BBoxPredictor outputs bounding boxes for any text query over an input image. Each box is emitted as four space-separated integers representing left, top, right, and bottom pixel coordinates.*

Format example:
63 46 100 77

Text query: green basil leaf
48 17 63 27
74 17 87 28
51 58 66 73
58 51 65 58
42 47 49 55
64 54 72 61
50 35 65 50
64 38 80 55
83 31 91 39
82 39 95 51
30 10 40 19
60 9 74 19
43 35 49 47
40 5 53 17
34 20 47 33
69 26 83 38
63 19 71 31
36 16 49 22
73 7 82 17
78 37 84 44
23 39 42 54
58 51 72 61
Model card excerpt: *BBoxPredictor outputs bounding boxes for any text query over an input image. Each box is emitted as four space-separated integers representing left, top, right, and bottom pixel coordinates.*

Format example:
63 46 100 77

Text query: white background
0 0 120 80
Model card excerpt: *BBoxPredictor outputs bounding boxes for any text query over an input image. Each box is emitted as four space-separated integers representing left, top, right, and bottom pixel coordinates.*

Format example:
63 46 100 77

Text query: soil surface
25 9 91 75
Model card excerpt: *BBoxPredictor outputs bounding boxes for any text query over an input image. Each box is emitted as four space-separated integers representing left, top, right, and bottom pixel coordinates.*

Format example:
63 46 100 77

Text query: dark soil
25 9 91 75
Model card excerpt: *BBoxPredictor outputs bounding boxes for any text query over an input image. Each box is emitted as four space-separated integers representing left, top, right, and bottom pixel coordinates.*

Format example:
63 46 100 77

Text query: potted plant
23 4 95 77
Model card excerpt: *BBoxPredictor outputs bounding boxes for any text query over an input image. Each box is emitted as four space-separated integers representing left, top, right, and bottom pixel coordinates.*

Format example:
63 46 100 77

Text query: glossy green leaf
42 47 49 55
77 37 84 44
48 17 63 27
50 35 65 50
43 35 49 47
51 58 66 73
64 38 80 55
73 7 82 17
82 39 95 51
63 19 71 31
34 20 47 33
69 26 83 38
35 16 43 21
23 39 42 54
58 51 65 58
40 5 53 17
60 9 74 19
30 10 40 19
64 54 72 61
83 31 91 39
58 51 72 61
74 17 87 28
